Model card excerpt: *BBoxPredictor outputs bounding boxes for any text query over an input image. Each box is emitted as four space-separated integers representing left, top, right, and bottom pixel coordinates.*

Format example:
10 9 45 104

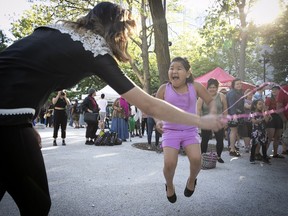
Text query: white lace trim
47 24 112 57
0 108 35 116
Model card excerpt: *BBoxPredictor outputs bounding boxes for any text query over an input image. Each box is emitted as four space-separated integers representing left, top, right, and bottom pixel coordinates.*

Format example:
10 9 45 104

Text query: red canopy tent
195 67 255 91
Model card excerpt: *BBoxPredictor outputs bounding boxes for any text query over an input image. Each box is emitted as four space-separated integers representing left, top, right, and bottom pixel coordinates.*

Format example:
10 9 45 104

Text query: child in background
155 57 216 203
250 99 272 164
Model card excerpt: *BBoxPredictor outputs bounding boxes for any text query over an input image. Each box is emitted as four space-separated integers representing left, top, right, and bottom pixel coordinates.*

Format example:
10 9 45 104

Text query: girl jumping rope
155 57 216 203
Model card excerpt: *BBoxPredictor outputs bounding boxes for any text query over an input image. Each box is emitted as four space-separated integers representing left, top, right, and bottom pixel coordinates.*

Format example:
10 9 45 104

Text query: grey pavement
0 126 287 216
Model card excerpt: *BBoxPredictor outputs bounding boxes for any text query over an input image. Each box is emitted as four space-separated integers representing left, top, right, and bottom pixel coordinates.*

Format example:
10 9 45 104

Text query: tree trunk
141 0 151 93
148 0 170 84
237 0 248 81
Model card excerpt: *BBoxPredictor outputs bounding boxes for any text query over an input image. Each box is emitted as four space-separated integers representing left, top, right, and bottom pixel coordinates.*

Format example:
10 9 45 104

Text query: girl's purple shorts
161 129 200 150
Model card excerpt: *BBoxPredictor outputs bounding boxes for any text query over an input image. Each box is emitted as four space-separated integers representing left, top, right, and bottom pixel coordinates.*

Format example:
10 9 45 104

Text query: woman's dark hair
231 78 241 89
62 2 136 62
207 78 219 89
171 57 194 83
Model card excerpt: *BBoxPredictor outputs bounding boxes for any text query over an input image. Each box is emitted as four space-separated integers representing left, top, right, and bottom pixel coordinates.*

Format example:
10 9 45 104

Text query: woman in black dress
82 88 99 144
0 2 225 215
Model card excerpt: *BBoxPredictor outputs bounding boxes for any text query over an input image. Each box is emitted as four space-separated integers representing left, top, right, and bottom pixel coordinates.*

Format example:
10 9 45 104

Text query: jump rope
221 82 288 122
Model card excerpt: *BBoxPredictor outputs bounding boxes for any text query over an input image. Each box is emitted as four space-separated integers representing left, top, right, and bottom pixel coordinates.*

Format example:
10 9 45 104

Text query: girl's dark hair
231 78 241 89
251 99 261 112
62 2 136 62
171 57 194 83
207 78 219 89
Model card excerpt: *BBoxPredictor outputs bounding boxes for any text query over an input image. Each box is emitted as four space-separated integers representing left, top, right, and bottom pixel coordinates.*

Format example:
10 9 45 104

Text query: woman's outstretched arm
121 86 226 131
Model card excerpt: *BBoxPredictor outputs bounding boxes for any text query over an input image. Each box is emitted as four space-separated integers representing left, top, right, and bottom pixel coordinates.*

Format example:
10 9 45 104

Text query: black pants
53 110 67 139
86 122 98 139
0 124 51 215
147 117 161 146
141 117 148 135
201 128 224 157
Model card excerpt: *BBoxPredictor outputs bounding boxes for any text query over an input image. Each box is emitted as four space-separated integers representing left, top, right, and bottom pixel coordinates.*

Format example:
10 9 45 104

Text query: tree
261 5 288 83
199 0 264 83
148 0 170 84
0 29 10 52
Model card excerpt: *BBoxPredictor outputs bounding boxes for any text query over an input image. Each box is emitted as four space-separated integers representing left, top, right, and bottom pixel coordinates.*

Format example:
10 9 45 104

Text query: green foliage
11 4 54 39
197 0 272 83
0 29 10 52
199 1 240 73
260 5 288 82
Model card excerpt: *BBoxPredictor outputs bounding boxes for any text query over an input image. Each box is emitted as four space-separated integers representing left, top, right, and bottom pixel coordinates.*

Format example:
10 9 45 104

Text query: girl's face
168 61 190 88
256 100 264 111
207 84 218 96
234 80 242 90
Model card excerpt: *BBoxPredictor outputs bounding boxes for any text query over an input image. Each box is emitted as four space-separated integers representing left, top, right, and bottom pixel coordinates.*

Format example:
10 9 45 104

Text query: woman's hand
198 114 226 131
155 121 164 134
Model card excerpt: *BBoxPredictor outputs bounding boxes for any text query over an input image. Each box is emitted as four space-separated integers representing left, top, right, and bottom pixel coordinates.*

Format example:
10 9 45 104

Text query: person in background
155 57 217 203
68 103 74 127
131 105 142 137
52 90 70 146
147 115 162 150
226 78 244 157
105 105 112 129
219 87 228 95
71 99 81 129
240 88 253 153
250 99 272 164
141 111 148 136
265 85 284 158
82 88 99 145
253 84 266 101
277 83 288 154
45 103 54 128
128 106 136 138
147 92 162 150
197 78 227 163
38 107 46 124
111 97 130 141
97 93 108 132
0 2 225 214
79 106 86 128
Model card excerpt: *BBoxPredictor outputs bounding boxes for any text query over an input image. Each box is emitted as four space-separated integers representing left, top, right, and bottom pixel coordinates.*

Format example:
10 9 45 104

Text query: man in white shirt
97 93 108 131
131 105 142 137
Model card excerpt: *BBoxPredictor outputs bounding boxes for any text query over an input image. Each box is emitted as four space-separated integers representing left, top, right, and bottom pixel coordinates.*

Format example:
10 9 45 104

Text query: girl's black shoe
184 178 197 197
165 184 177 203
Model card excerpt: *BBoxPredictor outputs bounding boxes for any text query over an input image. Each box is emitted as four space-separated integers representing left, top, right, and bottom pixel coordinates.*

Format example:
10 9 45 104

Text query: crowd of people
36 78 288 166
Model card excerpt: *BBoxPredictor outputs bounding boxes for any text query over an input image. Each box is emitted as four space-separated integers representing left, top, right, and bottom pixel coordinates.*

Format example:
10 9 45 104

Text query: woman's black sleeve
93 54 136 95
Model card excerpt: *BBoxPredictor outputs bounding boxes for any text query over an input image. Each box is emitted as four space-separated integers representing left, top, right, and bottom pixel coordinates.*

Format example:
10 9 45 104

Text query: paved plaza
0 126 287 216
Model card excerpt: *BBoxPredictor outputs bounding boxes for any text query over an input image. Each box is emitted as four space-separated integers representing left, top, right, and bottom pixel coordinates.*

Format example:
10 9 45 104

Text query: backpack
94 131 121 146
